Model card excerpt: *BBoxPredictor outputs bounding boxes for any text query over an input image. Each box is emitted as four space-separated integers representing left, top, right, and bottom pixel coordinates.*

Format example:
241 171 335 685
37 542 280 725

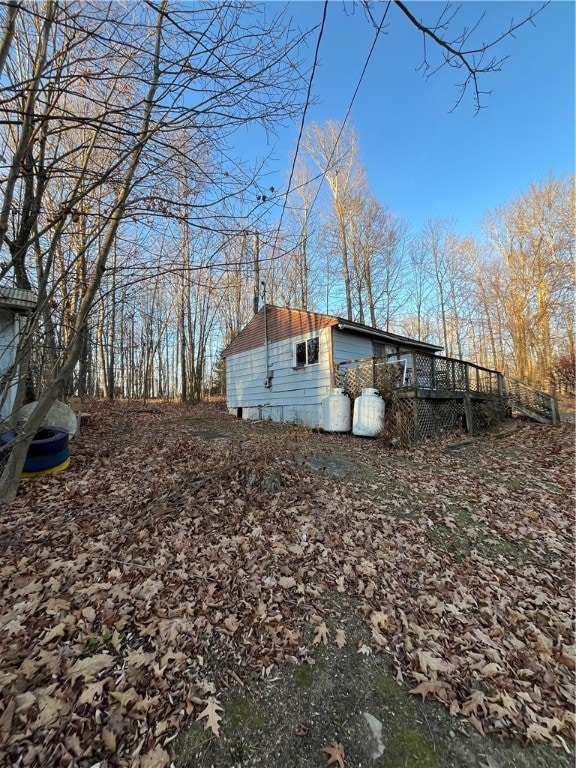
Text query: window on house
294 336 319 367
307 337 319 364
373 342 397 358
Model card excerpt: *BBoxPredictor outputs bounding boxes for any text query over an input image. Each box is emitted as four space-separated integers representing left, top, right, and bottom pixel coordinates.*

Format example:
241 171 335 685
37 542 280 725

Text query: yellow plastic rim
21 456 71 478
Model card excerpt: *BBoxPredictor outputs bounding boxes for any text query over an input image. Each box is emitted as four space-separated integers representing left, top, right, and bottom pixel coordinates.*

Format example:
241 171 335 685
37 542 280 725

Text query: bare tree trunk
0 2 167 502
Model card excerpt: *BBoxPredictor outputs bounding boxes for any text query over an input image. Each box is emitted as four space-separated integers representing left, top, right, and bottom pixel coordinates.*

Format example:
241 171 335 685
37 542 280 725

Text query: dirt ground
1 400 574 768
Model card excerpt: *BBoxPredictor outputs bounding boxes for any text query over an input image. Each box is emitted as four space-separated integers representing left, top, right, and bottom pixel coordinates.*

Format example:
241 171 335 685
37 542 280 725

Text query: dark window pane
295 341 306 366
307 337 319 364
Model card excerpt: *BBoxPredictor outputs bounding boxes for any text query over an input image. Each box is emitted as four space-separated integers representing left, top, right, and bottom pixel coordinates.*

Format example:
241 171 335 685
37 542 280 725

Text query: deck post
464 364 470 392
497 372 504 397
463 395 474 437
550 396 560 426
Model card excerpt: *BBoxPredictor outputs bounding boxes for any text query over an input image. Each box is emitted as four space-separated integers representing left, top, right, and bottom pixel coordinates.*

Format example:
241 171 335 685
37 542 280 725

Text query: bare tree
0 0 308 501
303 120 362 320
383 1 549 112
481 175 575 387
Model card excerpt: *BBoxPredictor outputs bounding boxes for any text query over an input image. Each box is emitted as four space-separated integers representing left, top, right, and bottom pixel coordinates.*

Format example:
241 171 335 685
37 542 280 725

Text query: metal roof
0 287 37 313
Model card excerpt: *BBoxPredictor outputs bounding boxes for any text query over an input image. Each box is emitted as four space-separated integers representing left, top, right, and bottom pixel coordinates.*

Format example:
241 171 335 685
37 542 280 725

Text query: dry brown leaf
223 615 239 634
313 621 329 645
102 726 116 751
40 622 67 645
416 650 453 676
126 648 156 668
461 690 488 717
110 687 141 710
35 693 70 726
0 697 15 745
468 714 485 736
370 610 391 631
357 643 371 656
19 658 37 679
197 696 224 737
410 680 448 700
138 745 171 767
480 662 504 678
321 740 345 767
78 680 106 705
14 692 36 714
526 721 555 743
81 606 96 623
67 653 115 684
335 629 346 648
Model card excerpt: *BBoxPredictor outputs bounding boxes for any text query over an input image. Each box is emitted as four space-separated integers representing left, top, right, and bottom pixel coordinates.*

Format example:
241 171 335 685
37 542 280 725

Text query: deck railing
335 350 504 398
504 377 561 425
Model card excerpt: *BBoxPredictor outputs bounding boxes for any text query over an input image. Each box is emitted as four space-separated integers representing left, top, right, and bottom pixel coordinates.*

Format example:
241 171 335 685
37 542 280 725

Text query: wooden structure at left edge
0 287 36 425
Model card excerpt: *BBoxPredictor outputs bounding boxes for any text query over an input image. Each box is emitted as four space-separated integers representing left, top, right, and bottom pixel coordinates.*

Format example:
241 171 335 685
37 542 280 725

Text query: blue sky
247 0 575 236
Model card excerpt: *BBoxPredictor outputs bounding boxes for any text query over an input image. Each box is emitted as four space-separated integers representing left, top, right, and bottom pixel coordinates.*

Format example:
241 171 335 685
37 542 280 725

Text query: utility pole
253 231 260 315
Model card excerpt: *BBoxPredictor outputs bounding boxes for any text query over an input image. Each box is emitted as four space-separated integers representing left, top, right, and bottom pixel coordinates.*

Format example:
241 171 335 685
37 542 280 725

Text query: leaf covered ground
0 401 574 767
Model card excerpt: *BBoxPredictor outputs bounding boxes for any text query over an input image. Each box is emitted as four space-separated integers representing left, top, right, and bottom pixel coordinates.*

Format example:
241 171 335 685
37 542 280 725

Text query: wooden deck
335 351 560 443
335 351 503 399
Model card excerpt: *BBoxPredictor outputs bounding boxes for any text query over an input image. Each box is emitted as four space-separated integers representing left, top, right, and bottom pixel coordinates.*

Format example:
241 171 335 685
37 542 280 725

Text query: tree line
0 0 567 501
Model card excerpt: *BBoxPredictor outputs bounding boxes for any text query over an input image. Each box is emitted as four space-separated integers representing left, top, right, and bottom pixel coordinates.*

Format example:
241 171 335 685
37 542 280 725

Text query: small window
294 336 319 367
295 341 307 367
307 337 319 364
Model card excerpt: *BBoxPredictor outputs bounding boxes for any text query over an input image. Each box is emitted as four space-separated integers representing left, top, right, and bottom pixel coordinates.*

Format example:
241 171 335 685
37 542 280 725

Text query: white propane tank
352 388 385 437
322 388 351 432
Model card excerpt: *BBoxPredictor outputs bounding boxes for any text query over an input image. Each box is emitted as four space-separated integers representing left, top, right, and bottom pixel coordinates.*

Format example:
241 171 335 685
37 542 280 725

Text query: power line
269 1 391 269
270 0 328 259
301 1 392 232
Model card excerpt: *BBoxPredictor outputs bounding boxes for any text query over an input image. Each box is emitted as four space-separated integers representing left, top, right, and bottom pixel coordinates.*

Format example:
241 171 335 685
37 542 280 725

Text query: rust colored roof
222 305 443 357
221 306 337 357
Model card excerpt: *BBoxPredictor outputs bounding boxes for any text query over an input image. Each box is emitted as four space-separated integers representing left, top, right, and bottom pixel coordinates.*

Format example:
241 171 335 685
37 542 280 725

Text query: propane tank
322 388 351 432
352 388 385 437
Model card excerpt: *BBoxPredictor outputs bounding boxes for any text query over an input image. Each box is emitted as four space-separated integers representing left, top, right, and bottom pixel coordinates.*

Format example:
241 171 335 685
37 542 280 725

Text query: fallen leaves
67 653 116 684
197 696 224 737
322 739 345 767
313 621 329 646
0 402 574 766
335 629 346 648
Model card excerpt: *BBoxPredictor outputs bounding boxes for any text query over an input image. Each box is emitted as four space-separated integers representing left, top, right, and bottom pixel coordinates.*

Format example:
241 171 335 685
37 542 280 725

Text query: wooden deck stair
503 377 561 426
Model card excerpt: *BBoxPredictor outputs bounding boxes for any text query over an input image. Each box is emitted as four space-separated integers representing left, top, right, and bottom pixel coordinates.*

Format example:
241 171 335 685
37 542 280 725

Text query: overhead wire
269 0 392 267
269 0 329 259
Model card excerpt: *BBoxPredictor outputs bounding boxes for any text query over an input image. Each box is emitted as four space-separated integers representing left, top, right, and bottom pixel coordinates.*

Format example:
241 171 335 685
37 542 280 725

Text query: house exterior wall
224 306 443 429
0 308 19 422
225 326 333 427
331 327 373 363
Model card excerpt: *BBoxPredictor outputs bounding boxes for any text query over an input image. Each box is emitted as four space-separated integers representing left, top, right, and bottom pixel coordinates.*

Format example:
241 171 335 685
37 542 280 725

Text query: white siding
0 309 19 422
226 327 333 428
332 328 373 363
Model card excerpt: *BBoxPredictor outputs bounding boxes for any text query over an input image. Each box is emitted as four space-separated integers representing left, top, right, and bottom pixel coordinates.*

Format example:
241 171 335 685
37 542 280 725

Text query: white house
0 287 36 424
221 305 442 428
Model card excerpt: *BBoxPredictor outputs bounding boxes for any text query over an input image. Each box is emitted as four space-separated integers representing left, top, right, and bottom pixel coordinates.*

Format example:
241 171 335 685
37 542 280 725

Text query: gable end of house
221 306 337 358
